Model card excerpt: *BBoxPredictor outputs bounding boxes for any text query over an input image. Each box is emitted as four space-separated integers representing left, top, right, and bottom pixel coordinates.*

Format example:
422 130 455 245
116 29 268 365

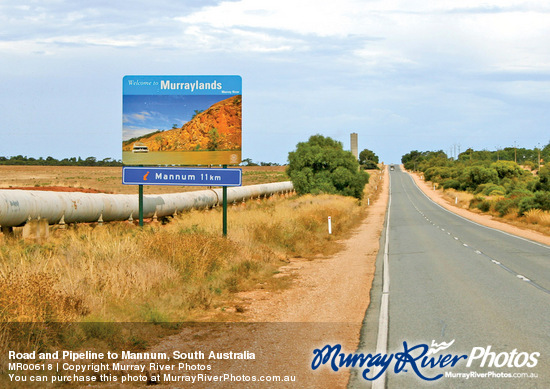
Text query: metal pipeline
0 182 294 227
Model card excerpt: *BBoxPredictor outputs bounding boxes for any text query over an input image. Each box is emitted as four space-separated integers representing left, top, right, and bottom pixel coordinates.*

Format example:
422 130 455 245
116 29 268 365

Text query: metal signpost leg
223 165 228 236
139 184 144 227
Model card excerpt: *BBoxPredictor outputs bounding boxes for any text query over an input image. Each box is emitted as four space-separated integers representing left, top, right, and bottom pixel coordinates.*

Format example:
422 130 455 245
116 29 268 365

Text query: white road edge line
372 169 391 388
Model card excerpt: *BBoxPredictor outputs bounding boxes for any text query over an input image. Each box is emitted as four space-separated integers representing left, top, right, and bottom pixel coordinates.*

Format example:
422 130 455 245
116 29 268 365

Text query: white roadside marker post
328 216 332 235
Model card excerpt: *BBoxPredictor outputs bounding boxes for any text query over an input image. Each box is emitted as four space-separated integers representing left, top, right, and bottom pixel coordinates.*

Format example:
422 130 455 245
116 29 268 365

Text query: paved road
350 166 550 388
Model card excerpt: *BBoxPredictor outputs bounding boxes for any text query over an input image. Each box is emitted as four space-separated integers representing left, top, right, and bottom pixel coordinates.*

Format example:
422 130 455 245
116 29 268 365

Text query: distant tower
350 133 358 160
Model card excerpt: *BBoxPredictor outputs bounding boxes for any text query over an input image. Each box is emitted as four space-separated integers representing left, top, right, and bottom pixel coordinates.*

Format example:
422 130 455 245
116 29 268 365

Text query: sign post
138 185 144 227
122 75 242 234
223 165 228 236
123 166 242 232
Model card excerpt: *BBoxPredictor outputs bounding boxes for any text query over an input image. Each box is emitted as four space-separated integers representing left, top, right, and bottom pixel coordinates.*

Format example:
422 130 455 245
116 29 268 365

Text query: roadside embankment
405 167 550 247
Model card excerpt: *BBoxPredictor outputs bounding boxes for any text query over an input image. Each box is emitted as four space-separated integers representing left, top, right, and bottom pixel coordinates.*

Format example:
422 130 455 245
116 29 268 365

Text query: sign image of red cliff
122 75 242 166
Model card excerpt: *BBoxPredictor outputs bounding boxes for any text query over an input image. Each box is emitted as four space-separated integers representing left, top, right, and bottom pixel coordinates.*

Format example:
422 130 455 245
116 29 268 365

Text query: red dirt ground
3 186 107 193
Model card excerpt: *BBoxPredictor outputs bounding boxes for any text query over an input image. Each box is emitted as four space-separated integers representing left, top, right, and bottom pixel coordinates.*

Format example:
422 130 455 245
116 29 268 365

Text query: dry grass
0 193 370 372
523 209 550 226
0 191 367 327
0 272 88 322
441 188 474 209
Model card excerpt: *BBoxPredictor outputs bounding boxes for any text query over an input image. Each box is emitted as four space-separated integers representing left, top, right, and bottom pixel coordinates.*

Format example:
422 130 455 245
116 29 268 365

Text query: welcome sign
122 75 242 166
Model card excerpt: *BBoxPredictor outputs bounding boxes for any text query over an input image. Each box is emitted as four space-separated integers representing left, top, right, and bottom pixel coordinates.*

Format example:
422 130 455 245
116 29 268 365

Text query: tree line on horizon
0 155 123 166
0 155 286 167
403 142 550 170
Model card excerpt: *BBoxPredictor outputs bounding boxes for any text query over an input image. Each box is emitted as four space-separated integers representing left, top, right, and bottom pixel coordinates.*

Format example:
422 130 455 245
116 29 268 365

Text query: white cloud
177 0 353 37
3 0 548 74
175 0 550 74
123 111 152 123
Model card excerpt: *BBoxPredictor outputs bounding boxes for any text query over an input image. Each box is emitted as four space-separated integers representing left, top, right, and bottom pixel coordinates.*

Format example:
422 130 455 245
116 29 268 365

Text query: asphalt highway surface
349 166 550 388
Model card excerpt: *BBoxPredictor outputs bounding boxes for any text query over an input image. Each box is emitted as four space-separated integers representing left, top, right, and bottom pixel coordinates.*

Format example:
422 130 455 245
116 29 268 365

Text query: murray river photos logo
311 340 540 381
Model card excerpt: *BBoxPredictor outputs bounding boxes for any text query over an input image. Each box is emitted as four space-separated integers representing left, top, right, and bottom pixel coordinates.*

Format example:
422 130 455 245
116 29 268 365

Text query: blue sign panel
123 75 242 95
122 167 242 187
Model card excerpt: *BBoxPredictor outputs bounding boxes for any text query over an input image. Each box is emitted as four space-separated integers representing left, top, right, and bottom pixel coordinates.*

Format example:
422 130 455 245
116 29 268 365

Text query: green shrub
461 166 499 191
532 165 550 191
469 196 484 210
489 189 506 196
470 195 495 213
494 190 534 216
493 198 516 216
480 184 506 196
442 179 460 190
490 160 524 179
508 188 534 199
518 191 550 215
424 166 453 183
477 200 492 212
287 135 369 199
474 183 489 194
424 167 437 182
361 160 379 170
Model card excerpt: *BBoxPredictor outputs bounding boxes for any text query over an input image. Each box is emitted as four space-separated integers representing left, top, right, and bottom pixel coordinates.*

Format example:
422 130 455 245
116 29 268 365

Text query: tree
207 127 220 150
460 166 498 191
490 160 524 179
401 150 423 170
359 149 379 165
84 157 97 166
287 135 369 199
533 165 550 191
192 110 204 119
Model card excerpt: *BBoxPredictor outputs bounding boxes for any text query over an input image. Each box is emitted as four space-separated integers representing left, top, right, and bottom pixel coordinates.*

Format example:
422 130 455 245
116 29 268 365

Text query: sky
1 0 549 164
